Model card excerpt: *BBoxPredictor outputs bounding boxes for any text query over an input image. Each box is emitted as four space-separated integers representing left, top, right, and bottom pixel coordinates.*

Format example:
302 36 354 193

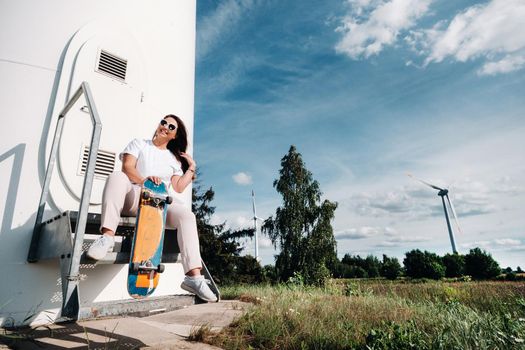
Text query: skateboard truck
132 261 165 273
142 190 172 206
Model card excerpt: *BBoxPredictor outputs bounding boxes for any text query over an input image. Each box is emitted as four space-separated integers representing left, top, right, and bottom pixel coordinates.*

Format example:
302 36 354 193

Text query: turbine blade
251 190 256 216
446 194 462 235
407 173 444 191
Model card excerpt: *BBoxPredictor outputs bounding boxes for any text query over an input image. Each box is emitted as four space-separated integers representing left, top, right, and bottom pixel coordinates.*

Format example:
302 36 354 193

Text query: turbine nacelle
437 189 448 197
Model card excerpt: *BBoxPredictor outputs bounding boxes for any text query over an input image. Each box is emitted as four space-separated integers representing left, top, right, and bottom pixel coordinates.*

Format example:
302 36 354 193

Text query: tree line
195 145 520 286
334 248 521 281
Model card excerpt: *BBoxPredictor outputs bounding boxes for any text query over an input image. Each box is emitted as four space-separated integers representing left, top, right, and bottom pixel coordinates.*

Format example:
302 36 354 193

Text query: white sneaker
86 234 115 260
181 276 218 302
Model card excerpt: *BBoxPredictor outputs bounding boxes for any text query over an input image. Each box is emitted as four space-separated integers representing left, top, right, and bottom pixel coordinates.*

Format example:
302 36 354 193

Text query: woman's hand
144 176 162 186
180 152 196 171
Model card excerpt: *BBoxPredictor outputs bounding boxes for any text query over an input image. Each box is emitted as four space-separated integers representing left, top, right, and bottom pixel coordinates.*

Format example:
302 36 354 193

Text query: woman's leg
166 203 216 302
165 203 202 275
88 172 139 260
100 171 140 235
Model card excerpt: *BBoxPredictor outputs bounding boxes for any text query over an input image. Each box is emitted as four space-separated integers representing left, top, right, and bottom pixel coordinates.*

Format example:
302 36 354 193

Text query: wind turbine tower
251 190 263 261
408 174 462 254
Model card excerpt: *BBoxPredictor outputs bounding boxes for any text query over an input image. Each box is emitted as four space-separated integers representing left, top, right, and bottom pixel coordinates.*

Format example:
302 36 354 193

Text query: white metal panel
0 0 197 326
50 23 147 209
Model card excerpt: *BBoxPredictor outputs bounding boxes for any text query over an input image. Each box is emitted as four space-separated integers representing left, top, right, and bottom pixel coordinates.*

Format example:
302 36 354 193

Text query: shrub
404 250 445 280
464 248 501 280
443 253 465 277
381 255 402 280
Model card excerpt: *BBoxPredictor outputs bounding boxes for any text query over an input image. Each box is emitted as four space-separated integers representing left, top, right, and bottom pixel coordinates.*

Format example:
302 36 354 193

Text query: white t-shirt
120 138 183 187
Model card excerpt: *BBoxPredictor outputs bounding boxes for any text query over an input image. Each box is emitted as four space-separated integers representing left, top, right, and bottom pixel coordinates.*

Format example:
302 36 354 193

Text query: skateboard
127 179 172 299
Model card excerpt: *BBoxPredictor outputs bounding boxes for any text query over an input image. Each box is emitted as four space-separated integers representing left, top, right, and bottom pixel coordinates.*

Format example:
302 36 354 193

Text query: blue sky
193 0 525 269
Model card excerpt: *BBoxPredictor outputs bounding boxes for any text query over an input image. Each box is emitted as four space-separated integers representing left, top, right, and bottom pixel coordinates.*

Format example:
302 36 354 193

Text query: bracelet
188 168 195 173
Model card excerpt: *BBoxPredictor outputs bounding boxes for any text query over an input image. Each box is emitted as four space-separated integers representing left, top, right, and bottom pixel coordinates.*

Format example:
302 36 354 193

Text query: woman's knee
105 172 130 191
107 171 129 185
102 171 133 203
167 206 196 225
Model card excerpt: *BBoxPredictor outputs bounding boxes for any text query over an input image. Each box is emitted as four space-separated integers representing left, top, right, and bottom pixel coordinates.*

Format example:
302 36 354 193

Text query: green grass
192 280 525 349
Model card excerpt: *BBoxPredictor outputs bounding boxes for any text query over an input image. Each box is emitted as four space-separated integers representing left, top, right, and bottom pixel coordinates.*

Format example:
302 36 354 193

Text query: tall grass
345 279 525 313
194 280 525 349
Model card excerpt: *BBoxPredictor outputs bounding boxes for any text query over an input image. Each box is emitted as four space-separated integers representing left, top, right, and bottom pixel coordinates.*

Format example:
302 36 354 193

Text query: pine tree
192 178 260 284
262 145 337 285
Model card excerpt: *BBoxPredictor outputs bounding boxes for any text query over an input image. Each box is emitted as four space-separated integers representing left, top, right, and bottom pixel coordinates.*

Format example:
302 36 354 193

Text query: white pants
100 171 202 274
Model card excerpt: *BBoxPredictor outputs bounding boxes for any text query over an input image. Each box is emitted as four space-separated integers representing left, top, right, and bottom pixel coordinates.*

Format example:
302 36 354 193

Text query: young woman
87 114 216 302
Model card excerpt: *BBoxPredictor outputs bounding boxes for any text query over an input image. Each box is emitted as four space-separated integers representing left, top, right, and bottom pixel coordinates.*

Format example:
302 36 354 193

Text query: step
77 294 195 320
32 210 180 263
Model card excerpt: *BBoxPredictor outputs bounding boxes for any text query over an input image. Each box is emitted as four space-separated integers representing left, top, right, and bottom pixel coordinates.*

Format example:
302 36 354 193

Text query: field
191 279 525 349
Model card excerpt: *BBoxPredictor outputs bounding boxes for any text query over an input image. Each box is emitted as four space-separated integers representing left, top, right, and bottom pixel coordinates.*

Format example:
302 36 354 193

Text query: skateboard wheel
142 191 150 200
157 264 165 273
165 196 173 205
132 262 140 272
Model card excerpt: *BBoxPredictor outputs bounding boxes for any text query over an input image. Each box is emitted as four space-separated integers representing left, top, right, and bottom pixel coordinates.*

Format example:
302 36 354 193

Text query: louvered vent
96 50 127 81
78 146 116 179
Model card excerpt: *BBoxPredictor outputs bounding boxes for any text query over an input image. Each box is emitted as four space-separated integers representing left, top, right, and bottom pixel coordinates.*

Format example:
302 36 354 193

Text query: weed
188 324 214 342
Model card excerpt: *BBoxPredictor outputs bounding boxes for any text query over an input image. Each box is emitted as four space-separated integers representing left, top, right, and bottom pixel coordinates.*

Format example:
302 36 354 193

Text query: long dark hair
158 114 191 173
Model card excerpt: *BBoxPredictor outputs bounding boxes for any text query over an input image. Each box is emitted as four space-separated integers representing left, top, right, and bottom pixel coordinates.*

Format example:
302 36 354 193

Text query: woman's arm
171 152 196 193
121 153 162 185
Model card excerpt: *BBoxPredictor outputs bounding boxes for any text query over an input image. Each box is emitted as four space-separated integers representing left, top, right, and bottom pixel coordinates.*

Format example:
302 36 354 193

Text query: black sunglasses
160 119 177 131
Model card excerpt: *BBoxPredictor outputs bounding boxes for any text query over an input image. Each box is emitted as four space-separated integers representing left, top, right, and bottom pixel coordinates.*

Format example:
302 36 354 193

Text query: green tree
192 180 259 285
403 249 445 280
380 254 402 280
262 146 338 285
363 255 381 278
341 254 361 266
334 261 367 278
464 247 501 280
262 264 278 282
442 253 465 277
347 265 367 278
341 254 381 278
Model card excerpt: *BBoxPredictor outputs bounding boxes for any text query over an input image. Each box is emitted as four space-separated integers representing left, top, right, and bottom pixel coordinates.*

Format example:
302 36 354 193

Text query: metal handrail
27 81 102 320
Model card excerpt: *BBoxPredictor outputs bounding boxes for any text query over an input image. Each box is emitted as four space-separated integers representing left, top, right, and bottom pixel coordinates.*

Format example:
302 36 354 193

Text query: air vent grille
96 50 127 81
78 146 116 179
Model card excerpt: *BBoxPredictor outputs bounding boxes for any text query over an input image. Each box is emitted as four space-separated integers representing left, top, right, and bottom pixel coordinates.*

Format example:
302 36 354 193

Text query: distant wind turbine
407 174 462 254
251 190 263 261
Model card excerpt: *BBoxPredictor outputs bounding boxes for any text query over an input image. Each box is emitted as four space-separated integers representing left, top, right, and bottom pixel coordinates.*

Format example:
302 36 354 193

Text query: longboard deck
127 180 169 299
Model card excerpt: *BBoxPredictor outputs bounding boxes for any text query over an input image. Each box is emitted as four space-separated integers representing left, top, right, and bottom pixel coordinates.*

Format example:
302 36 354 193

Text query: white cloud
376 235 429 247
210 213 225 226
233 171 253 185
336 226 398 240
200 54 259 96
336 226 385 239
233 215 251 227
494 238 521 246
197 0 256 59
335 0 432 59
337 0 525 75
211 211 252 229
478 55 525 76
460 240 491 249
461 238 523 250
258 236 273 249
413 0 525 75
345 177 506 221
